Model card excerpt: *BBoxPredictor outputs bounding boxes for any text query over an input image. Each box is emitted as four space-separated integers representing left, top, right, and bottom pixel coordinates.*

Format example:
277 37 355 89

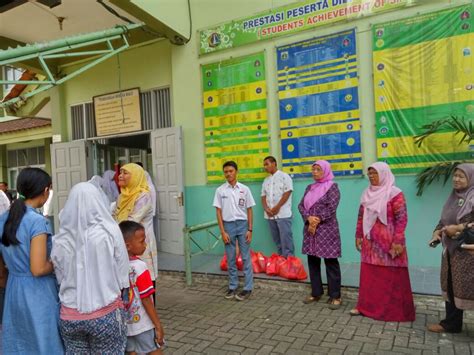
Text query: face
126 229 147 256
312 164 324 181
0 183 7 192
223 166 237 184
368 168 380 186
263 159 277 174
453 169 469 191
118 168 132 188
36 186 51 208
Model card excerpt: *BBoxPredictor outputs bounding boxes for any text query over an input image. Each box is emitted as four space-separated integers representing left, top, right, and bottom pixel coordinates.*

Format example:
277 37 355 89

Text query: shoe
224 289 236 299
349 308 361 316
303 295 321 304
427 324 446 333
235 290 251 301
328 298 342 310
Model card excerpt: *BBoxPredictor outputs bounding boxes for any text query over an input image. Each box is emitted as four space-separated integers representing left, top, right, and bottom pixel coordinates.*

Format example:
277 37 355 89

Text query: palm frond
414 115 474 147
415 162 461 196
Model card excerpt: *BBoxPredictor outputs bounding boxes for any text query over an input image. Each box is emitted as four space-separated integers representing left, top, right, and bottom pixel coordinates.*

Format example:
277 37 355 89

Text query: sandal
349 308 361 316
328 298 342 310
303 295 321 304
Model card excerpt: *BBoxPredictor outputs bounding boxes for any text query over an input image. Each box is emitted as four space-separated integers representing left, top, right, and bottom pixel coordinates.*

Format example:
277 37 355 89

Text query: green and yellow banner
202 52 270 183
199 0 416 55
373 4 474 174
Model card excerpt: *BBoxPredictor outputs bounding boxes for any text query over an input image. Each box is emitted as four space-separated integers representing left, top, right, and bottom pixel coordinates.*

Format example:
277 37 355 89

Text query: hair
2 168 51 247
222 161 238 171
119 220 145 242
264 156 277 164
134 162 144 168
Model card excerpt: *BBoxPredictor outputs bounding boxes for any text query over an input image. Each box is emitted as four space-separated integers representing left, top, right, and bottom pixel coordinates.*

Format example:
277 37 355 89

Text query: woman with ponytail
0 168 64 354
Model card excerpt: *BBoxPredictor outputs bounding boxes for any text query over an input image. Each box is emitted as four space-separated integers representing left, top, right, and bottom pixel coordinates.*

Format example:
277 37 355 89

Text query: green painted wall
185 176 449 267
57 0 468 267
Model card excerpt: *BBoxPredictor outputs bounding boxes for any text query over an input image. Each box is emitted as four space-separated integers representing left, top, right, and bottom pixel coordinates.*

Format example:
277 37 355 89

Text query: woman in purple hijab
428 163 474 333
298 160 342 309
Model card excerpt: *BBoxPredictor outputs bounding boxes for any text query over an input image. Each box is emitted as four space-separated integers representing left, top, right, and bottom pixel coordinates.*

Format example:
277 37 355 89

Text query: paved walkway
157 272 474 355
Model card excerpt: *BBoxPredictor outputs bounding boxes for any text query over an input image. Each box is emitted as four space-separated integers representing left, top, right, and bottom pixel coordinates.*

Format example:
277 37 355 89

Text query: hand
442 224 463 237
308 224 316 236
270 206 280 216
467 222 474 229
307 216 319 226
265 207 274 217
245 230 252 243
355 239 362 252
222 232 230 244
155 326 165 346
389 243 404 259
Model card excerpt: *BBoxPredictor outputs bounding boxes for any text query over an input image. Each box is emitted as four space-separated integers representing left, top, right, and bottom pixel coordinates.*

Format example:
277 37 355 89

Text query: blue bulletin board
277 29 362 177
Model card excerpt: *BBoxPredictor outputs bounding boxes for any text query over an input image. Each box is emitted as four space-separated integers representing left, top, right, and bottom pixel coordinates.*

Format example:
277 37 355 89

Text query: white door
50 140 92 231
151 127 185 255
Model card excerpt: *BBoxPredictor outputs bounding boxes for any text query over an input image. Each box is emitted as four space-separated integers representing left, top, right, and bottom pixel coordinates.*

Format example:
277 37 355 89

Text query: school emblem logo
208 33 221 48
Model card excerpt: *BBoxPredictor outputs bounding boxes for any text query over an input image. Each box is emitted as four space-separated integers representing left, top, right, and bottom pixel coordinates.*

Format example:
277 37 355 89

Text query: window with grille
7 147 45 168
2 65 23 94
7 147 46 189
70 87 171 140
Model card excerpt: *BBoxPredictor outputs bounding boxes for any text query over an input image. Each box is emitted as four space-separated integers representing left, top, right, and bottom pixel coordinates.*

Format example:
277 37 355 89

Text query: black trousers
307 255 341 299
440 253 463 332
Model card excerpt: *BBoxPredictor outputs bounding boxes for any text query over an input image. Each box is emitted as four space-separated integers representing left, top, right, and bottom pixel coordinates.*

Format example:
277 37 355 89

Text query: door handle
174 192 184 207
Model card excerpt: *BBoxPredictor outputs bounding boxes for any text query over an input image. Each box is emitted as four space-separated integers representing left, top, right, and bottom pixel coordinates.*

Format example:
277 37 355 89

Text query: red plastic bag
266 253 286 276
279 256 308 280
236 253 244 271
220 254 228 271
251 251 267 273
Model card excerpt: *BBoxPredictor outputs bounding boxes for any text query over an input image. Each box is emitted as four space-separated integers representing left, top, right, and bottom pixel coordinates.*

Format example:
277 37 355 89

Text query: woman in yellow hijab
114 163 158 280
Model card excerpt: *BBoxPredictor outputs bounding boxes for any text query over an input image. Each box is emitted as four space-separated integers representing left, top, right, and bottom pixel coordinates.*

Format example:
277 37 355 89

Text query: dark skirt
356 262 416 322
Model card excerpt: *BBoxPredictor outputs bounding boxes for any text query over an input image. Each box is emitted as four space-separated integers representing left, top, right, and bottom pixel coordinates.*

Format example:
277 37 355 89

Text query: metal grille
6 147 43 168
71 104 85 140
140 87 172 130
70 87 171 140
85 102 96 138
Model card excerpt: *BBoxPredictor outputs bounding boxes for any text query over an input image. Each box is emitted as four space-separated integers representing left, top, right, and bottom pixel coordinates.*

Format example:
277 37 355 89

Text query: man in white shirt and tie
261 156 295 257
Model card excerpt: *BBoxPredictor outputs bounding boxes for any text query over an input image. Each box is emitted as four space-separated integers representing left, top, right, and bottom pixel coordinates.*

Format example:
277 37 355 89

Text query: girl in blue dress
0 168 63 354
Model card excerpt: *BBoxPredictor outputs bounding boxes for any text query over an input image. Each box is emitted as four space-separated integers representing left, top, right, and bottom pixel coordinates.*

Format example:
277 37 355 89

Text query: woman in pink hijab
351 162 415 321
298 160 342 309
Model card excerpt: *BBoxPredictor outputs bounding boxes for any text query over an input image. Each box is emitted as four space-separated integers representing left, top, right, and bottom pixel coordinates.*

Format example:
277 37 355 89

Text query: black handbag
458 226 474 245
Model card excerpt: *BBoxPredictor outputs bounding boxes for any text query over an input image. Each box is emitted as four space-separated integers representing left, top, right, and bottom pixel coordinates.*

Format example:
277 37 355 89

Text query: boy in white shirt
213 161 255 301
120 221 165 355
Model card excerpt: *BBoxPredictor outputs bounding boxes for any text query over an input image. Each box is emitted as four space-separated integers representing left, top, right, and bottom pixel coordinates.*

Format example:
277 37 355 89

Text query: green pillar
50 85 68 141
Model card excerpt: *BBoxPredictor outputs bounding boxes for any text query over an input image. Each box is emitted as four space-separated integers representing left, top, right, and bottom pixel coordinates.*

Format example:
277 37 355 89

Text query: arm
113 230 131 290
246 207 253 243
298 187 310 221
355 205 364 251
141 296 164 345
391 192 408 245
0 192 9 213
0 255 7 288
216 208 230 244
270 191 292 215
315 185 340 222
261 195 273 217
128 193 153 223
30 234 54 276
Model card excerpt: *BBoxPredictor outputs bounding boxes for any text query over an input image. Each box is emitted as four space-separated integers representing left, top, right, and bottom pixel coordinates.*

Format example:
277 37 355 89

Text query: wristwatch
248 229 253 232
